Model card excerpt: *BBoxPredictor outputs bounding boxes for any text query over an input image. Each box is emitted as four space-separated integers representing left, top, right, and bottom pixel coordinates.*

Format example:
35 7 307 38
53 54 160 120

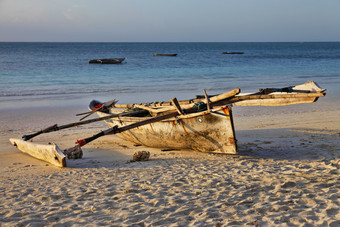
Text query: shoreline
1 83 339 111
0 93 339 226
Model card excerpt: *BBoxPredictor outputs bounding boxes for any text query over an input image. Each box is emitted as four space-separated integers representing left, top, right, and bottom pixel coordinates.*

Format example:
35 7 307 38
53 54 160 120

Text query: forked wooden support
203 89 211 112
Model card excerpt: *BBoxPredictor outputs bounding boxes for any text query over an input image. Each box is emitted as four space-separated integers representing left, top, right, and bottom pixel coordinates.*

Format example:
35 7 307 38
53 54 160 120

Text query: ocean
0 42 339 110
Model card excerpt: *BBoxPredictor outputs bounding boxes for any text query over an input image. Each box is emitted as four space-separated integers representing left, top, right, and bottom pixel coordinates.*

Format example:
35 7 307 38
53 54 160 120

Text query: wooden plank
206 88 241 103
9 138 66 167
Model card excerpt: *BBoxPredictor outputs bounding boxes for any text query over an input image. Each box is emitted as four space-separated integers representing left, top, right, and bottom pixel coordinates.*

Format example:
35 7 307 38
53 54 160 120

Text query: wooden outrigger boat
93 102 238 154
10 81 326 167
89 81 325 154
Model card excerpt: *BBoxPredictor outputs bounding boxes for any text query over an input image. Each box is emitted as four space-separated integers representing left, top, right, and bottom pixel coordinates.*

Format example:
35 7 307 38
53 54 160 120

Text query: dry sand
0 95 339 226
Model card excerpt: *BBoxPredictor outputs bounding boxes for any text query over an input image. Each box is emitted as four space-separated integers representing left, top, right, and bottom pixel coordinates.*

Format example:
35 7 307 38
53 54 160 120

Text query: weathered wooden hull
9 138 66 167
97 106 237 154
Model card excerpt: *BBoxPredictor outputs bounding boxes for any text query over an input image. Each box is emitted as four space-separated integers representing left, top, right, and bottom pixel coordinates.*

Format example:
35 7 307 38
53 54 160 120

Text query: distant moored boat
89 58 126 64
221 52 244 54
153 53 177 56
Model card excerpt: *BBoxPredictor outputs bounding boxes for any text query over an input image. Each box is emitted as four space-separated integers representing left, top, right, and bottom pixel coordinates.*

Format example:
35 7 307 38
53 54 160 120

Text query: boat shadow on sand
63 127 339 169
236 128 340 161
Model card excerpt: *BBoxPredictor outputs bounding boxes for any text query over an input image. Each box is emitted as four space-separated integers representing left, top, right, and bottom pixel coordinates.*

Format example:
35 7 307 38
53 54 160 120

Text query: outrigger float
10 81 326 167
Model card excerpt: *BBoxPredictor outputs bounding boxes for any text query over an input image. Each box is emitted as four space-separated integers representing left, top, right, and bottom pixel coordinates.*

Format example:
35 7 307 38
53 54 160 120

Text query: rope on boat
193 101 207 111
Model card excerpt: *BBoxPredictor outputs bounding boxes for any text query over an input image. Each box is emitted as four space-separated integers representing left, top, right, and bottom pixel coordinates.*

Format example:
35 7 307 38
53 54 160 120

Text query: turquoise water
0 42 339 109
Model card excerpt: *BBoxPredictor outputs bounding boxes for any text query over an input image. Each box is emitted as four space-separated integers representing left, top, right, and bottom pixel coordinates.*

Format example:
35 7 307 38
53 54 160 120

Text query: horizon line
1 41 340 43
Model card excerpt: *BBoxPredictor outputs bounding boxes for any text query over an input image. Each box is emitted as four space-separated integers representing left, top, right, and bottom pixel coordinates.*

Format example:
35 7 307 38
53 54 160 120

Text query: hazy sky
1 0 339 42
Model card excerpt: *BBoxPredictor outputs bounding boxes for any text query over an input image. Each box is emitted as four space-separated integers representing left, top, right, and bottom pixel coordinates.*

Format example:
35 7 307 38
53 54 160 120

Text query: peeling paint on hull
97 106 237 154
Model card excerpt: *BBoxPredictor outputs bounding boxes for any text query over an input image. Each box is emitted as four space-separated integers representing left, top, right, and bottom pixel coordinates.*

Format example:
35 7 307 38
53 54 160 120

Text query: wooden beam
171 97 185 115
113 88 240 108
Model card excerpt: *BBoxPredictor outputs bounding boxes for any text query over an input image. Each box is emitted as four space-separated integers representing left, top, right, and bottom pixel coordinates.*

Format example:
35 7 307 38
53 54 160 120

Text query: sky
0 0 339 42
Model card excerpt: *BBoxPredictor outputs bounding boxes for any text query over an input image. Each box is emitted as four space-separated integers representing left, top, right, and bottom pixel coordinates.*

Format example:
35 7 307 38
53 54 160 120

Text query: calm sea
1 42 339 109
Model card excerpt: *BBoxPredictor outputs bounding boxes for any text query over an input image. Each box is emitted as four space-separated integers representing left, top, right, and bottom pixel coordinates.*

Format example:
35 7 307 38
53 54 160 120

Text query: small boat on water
153 53 177 56
222 52 244 54
89 58 126 64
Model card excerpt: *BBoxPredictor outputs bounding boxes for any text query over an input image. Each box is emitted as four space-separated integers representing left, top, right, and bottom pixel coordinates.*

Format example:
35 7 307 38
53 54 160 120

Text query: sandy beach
0 94 339 226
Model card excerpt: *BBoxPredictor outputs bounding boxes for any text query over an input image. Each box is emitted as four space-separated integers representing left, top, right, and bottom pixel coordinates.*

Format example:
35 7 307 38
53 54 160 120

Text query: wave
1 74 338 98
0 85 248 99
